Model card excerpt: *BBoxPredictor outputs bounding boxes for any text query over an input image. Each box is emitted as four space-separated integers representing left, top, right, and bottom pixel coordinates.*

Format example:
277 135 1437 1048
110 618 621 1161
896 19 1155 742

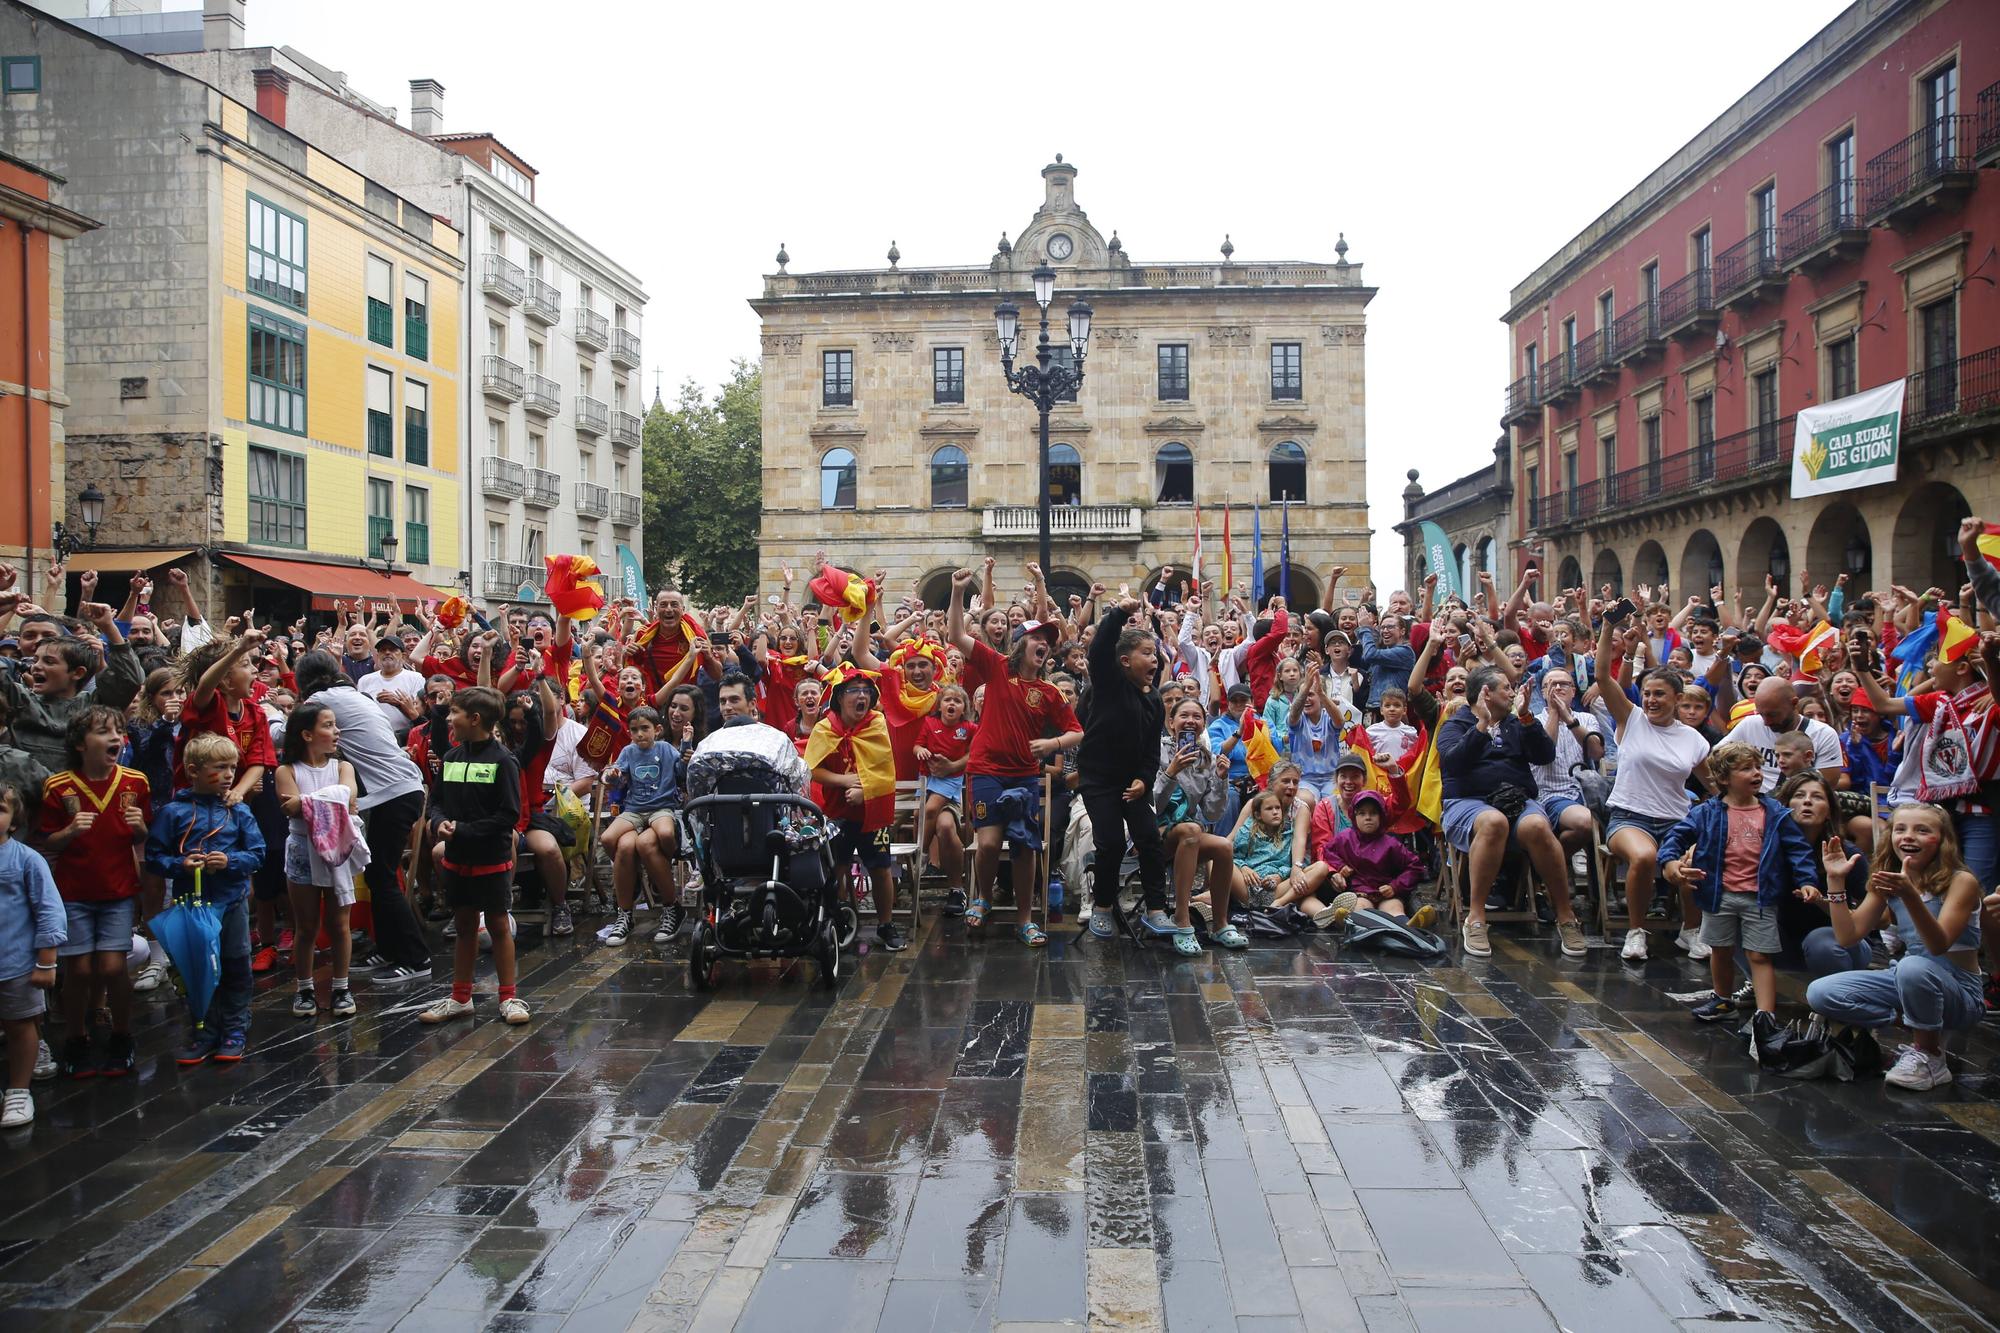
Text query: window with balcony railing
404 521 429 566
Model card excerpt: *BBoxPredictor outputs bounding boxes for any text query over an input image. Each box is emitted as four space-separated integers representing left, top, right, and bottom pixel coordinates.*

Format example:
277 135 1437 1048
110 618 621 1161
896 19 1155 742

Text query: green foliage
642 360 762 606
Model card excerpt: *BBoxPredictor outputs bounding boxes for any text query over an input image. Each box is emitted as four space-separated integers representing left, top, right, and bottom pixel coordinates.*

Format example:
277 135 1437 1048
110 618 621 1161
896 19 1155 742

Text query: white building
152 10 648 605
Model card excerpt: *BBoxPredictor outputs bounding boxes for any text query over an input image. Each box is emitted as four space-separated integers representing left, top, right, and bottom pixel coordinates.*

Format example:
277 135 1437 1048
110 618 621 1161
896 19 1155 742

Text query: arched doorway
1046 568 1092 612
1892 480 1970 595
1260 565 1321 614
1679 529 1725 601
919 568 956 612
1592 547 1624 596
1633 540 1669 592
1737 517 1791 602
1557 555 1584 592
1806 501 1872 602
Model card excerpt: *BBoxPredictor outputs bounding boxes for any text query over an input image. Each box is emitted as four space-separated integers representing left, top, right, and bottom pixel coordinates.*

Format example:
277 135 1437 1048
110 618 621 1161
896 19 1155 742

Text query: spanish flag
543 554 607 622
1799 620 1839 675
436 594 471 630
804 707 897 830
1389 721 1442 836
1239 708 1279 784
1978 523 2000 574
809 563 874 625
1939 604 1980 664
578 696 628 767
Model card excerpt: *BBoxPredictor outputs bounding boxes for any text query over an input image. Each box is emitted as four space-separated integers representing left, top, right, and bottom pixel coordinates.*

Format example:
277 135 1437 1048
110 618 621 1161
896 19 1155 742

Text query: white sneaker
500 997 531 1026
1 1088 32 1129
1676 927 1712 961
1884 1045 1952 1091
418 996 475 1025
132 956 169 992
33 1039 56 1081
1621 929 1650 961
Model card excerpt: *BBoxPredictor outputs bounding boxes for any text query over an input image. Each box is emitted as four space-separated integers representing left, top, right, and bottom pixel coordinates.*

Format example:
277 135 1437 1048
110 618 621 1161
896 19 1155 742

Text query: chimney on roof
253 68 289 127
203 0 246 51
409 79 444 137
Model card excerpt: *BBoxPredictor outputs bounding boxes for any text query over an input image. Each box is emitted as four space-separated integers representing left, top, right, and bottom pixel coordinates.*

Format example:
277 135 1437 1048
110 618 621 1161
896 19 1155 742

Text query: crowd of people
3 514 2000 1128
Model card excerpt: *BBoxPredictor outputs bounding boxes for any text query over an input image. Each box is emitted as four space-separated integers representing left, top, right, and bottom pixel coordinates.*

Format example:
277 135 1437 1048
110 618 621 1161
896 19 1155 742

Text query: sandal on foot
1139 910 1178 936
1088 909 1116 940
1211 924 1249 950
1171 927 1204 957
965 898 990 928
1017 921 1048 947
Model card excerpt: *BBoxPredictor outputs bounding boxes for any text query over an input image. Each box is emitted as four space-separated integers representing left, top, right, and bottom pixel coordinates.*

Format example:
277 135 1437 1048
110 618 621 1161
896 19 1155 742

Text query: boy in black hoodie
1077 598 1170 940
419 687 527 1027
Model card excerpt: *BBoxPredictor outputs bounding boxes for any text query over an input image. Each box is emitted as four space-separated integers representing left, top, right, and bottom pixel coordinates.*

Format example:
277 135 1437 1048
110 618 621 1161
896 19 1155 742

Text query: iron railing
1780 179 1865 267
612 491 643 525
610 411 642 447
574 309 610 351
481 252 524 304
1906 344 2000 426
1864 116 1974 221
481 355 524 400
611 328 642 369
524 467 561 509
1657 267 1715 335
575 395 609 435
367 516 394 561
523 373 560 417
575 482 610 518
1979 80 2000 163
483 560 534 595
1503 373 1539 423
1610 299 1662 364
1712 228 1783 305
523 276 561 324
480 457 526 498
403 522 430 566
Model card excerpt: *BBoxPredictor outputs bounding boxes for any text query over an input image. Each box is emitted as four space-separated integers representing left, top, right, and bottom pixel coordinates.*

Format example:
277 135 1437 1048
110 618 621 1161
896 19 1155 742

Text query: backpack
1341 906 1449 960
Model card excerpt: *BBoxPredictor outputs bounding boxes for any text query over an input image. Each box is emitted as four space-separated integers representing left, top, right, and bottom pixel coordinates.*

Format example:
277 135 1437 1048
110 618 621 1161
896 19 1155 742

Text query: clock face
1047 233 1074 260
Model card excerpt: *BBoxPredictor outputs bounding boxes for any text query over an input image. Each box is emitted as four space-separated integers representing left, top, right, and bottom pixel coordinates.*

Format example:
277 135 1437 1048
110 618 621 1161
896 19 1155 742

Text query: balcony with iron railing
1609 299 1663 365
1865 116 1975 225
483 560 534 595
1780 180 1867 272
480 456 526 498
524 467 561 509
1502 374 1540 426
1539 346 1582 405
1580 328 1617 386
574 308 609 352
481 354 524 402
982 505 1144 540
610 411 642 447
481 252 525 304
1657 268 1717 340
610 327 641 369
523 275 561 325
575 482 610 518
1979 80 2000 169
1712 229 1785 309
523 372 560 417
612 491 643 526
575 395 609 436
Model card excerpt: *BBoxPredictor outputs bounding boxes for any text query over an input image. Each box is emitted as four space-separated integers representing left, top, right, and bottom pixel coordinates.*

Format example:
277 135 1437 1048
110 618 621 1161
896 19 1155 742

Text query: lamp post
995 264 1092 575
52 483 105 559
366 531 399 578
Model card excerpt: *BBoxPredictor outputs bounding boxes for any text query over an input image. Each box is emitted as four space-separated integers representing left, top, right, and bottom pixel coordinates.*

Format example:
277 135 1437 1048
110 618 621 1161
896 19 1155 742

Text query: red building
1503 0 1999 604
0 149 98 587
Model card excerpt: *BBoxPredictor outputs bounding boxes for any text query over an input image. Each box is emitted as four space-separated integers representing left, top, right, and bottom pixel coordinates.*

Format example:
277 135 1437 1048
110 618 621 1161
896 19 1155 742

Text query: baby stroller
681 749 842 990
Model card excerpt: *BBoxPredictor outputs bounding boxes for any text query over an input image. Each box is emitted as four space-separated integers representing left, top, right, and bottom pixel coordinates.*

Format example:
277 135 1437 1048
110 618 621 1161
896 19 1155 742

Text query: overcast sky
240 0 1845 589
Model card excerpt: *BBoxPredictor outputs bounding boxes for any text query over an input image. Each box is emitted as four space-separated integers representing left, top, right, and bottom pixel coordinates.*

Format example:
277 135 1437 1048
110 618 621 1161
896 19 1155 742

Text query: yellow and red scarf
882 637 944 725
804 708 897 831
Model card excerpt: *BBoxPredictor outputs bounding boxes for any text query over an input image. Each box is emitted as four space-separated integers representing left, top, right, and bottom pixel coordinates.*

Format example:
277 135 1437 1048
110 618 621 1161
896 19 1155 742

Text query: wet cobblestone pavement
5 916 2000 1331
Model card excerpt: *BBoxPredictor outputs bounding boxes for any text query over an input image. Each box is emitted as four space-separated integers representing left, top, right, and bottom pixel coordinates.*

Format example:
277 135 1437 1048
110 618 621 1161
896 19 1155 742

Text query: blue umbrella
149 873 222 1027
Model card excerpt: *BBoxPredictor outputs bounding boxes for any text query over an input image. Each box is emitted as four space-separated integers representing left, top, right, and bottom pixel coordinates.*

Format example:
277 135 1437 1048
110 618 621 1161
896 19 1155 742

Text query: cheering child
275 702 361 1019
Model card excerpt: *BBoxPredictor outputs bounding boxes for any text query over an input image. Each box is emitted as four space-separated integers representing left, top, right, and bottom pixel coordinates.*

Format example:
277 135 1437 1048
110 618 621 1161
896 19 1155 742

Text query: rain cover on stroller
684 749 828 856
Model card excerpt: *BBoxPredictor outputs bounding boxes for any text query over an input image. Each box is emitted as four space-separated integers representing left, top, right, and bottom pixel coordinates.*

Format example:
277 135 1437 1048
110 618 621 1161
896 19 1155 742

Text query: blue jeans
1806 954 1984 1033
1953 807 1997 891
200 896 254 1039
1801 925 1870 978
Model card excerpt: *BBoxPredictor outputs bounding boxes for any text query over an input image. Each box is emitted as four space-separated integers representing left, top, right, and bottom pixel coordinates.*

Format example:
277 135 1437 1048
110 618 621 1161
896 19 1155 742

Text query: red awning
221 553 450 611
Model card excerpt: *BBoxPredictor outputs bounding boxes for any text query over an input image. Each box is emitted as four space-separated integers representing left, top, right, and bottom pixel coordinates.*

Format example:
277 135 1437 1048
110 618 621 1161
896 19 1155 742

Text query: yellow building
0 7 464 614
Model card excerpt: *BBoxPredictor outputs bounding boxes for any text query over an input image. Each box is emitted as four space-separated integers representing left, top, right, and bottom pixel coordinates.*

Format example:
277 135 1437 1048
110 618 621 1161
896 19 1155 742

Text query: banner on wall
1418 521 1464 602
616 544 647 605
1791 379 1904 499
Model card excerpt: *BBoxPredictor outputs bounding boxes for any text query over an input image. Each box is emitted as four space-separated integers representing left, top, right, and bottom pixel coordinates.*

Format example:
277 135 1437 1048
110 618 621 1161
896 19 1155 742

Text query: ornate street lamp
995 263 1092 574
52 483 105 559
365 531 400 578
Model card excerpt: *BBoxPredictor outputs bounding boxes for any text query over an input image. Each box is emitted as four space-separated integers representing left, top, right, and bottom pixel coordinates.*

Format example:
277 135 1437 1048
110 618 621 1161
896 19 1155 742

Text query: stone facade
752 159 1374 610
1394 446 1513 600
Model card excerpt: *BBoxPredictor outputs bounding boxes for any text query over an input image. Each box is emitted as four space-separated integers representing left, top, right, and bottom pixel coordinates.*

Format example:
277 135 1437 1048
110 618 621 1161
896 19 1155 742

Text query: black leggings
362 790 430 967
1081 788 1167 913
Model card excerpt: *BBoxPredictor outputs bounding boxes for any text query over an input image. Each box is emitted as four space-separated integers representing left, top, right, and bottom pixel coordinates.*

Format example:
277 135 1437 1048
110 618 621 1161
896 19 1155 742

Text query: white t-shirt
1718 714 1843 792
1531 711 1599 801
354 668 414 700
1609 714 1710 819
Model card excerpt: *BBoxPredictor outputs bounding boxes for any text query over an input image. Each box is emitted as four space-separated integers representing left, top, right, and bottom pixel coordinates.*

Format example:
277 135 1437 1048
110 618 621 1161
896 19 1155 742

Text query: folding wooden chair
886 777 928 928
987 770 1053 929
1595 826 1681 939
1443 837 1545 930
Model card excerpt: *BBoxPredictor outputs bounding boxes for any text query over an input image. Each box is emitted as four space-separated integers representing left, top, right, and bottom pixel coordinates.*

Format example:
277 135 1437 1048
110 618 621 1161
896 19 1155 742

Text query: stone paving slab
2 908 1999 1331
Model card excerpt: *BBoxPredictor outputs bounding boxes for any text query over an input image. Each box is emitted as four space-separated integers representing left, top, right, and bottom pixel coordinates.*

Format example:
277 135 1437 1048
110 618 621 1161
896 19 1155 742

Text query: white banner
1791 379 1905 498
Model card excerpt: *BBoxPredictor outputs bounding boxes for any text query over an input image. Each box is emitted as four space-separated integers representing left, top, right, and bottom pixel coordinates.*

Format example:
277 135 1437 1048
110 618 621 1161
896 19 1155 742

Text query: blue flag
1279 502 1292 604
1251 503 1265 603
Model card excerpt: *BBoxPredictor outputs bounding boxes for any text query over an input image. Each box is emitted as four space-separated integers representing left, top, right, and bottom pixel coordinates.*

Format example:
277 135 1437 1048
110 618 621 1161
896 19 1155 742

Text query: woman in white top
1595 610 1715 963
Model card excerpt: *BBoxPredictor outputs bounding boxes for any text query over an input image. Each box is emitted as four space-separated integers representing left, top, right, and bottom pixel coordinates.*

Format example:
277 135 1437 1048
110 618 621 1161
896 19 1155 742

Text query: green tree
642 360 762 605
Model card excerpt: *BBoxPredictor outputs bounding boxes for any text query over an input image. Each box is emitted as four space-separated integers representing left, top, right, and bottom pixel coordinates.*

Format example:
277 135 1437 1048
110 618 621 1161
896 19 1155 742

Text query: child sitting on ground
0 782 64 1128
1659 742 1822 1060
143 734 266 1066
1232 787 1312 914
40 707 151 1077
1316 789 1434 930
